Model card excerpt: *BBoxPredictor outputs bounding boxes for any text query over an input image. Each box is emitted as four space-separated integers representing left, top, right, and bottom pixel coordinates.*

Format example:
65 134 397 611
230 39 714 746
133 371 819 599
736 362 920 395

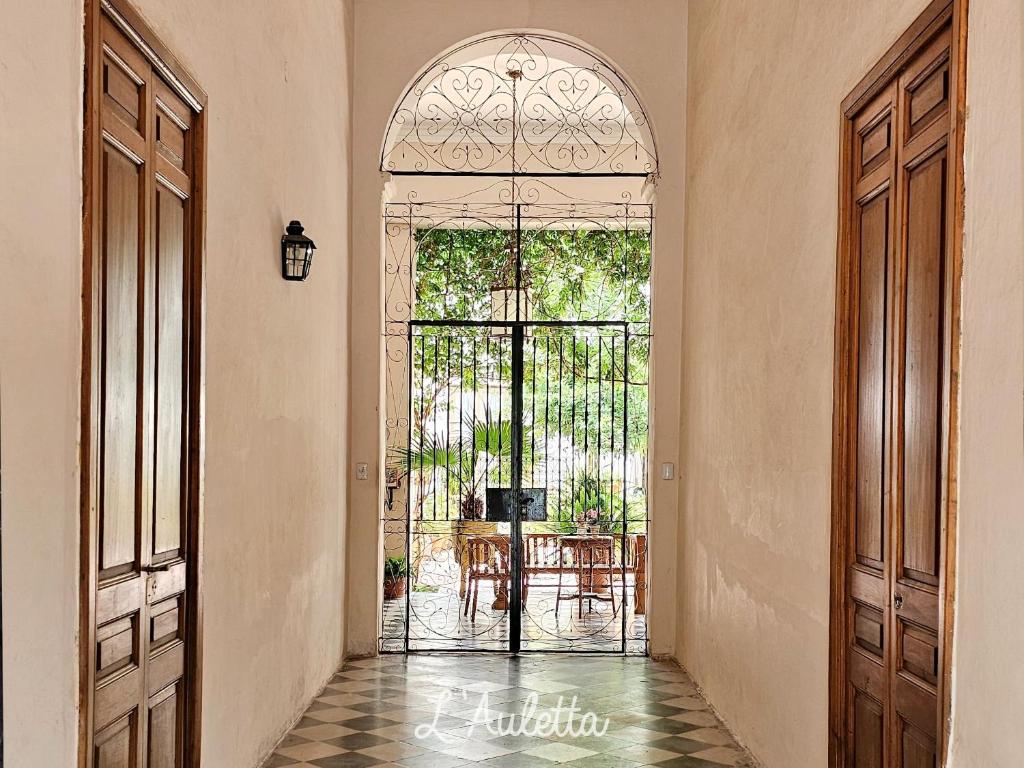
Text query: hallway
2 0 1023 767
263 656 751 767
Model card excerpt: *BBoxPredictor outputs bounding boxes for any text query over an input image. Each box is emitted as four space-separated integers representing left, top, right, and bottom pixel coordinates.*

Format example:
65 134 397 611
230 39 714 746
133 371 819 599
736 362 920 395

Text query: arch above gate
380 33 658 177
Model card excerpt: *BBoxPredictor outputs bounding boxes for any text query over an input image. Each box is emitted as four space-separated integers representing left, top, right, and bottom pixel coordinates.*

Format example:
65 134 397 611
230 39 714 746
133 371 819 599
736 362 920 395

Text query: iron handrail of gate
408 319 633 328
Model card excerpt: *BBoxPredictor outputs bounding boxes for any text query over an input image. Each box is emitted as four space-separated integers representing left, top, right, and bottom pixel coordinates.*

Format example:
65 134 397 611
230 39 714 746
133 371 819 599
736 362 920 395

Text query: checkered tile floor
262 655 753 768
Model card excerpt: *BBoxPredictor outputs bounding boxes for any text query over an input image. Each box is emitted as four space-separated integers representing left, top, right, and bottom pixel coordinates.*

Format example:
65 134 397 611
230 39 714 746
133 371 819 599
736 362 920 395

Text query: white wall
347 0 688 659
949 0 1024 764
0 1 84 764
680 1 932 765
0 2 353 766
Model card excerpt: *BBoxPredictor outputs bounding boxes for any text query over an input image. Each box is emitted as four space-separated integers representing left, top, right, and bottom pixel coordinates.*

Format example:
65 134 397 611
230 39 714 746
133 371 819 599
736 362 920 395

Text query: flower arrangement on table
575 507 602 534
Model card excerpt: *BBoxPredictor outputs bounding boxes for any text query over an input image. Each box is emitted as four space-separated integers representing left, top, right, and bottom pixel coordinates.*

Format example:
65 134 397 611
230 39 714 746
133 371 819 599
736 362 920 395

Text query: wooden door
82 2 206 766
845 79 898 768
831 1 965 766
888 29 954 768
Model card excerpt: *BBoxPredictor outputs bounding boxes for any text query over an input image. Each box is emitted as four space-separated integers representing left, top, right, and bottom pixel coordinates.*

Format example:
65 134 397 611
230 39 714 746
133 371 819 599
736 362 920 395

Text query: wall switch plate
661 462 675 480
356 462 369 480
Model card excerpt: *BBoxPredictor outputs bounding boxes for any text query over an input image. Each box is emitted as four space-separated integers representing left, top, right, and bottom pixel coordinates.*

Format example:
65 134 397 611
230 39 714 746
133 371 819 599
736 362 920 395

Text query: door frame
828 0 968 765
79 0 208 765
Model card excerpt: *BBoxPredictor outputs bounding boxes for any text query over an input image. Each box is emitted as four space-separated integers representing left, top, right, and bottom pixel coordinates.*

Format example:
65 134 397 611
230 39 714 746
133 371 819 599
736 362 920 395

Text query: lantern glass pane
489 287 531 335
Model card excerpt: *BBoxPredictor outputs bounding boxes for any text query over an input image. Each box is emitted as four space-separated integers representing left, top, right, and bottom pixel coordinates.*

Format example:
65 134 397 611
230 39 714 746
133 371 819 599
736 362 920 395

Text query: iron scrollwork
381 34 658 176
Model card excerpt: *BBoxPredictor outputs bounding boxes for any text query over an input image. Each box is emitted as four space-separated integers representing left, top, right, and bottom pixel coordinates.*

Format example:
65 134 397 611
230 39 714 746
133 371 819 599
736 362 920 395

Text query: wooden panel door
83 2 206 766
845 82 898 768
831 1 965 766
889 29 953 768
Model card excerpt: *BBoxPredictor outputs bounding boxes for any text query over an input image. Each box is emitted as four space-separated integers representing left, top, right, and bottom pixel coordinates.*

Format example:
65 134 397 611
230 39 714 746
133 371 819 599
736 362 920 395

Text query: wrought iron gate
381 197 650 654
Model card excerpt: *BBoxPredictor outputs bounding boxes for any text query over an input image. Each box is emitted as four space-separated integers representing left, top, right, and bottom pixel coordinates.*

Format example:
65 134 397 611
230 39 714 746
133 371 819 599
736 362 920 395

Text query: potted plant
383 556 407 600
575 507 601 534
569 473 609 533
567 475 611 592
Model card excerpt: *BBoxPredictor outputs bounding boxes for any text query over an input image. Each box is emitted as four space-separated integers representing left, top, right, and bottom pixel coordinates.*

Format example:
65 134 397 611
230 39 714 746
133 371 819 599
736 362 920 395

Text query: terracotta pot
383 576 407 600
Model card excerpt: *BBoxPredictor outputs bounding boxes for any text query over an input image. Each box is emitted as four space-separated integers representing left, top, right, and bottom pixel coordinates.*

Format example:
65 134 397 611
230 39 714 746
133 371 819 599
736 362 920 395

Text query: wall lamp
281 220 316 281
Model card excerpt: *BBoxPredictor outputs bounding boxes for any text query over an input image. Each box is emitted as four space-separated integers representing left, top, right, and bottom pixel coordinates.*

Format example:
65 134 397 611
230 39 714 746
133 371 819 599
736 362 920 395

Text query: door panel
153 185 186 558
900 152 945 588
95 714 138 768
86 3 203 765
853 692 884 768
403 327 514 652
518 327 633 653
148 685 183 768
100 145 142 576
900 723 937 768
854 190 888 572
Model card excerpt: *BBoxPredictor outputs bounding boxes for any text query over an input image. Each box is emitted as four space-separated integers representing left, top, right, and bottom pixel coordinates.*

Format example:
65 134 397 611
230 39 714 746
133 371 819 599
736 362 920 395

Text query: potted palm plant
383 556 407 600
399 413 523 524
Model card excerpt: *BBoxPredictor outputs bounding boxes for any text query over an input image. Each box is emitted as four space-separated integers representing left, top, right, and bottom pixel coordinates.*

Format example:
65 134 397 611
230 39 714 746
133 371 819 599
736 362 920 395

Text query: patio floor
382 574 647 653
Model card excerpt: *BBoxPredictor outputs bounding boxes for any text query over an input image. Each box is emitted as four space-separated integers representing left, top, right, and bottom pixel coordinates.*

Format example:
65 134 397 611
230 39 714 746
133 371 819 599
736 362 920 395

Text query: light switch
356 462 369 480
661 462 675 480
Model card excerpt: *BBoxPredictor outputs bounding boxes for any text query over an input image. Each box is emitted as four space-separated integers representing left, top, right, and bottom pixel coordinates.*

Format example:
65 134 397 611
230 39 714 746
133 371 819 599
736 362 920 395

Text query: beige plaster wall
680 1 933 765
0 1 353 766
949 0 1024 764
347 0 688 659
0 1 84 765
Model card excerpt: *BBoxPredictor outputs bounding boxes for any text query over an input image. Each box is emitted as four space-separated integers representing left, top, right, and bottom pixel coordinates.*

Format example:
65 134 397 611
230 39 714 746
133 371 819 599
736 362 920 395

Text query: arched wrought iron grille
381 34 658 176
379 32 654 657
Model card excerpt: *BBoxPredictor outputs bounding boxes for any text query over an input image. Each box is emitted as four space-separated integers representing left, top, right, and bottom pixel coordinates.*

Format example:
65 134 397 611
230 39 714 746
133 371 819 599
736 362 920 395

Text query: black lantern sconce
281 220 316 281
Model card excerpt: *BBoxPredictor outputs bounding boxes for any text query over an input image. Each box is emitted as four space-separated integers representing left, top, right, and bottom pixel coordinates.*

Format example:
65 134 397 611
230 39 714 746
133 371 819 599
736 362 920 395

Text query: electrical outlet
356 462 369 480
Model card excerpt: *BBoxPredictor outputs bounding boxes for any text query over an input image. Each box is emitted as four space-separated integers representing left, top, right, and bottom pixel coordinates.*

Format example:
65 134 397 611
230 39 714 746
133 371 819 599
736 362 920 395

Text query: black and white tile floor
262 655 753 768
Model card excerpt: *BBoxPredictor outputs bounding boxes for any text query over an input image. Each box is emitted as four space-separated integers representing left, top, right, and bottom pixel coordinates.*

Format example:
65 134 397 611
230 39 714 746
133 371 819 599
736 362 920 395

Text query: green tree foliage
413 226 651 323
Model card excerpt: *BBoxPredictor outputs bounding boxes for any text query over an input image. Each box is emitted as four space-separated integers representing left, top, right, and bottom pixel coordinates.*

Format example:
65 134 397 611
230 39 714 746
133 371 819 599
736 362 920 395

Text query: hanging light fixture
489 233 531 336
281 220 316 281
489 284 531 332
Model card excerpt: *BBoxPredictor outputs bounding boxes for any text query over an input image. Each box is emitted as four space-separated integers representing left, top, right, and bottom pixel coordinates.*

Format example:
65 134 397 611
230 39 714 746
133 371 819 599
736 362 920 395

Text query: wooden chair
521 533 560 609
555 535 619 619
463 536 509 622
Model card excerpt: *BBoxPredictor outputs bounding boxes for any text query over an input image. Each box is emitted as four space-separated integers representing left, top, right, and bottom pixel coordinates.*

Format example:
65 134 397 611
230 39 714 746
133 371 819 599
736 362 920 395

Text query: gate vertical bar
621 324 629 653
405 323 414 653
509 201 524 652
510 324 524 652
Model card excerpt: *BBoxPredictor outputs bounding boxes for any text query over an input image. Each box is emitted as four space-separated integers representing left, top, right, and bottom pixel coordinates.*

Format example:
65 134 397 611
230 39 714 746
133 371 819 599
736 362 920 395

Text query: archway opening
378 32 657 655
